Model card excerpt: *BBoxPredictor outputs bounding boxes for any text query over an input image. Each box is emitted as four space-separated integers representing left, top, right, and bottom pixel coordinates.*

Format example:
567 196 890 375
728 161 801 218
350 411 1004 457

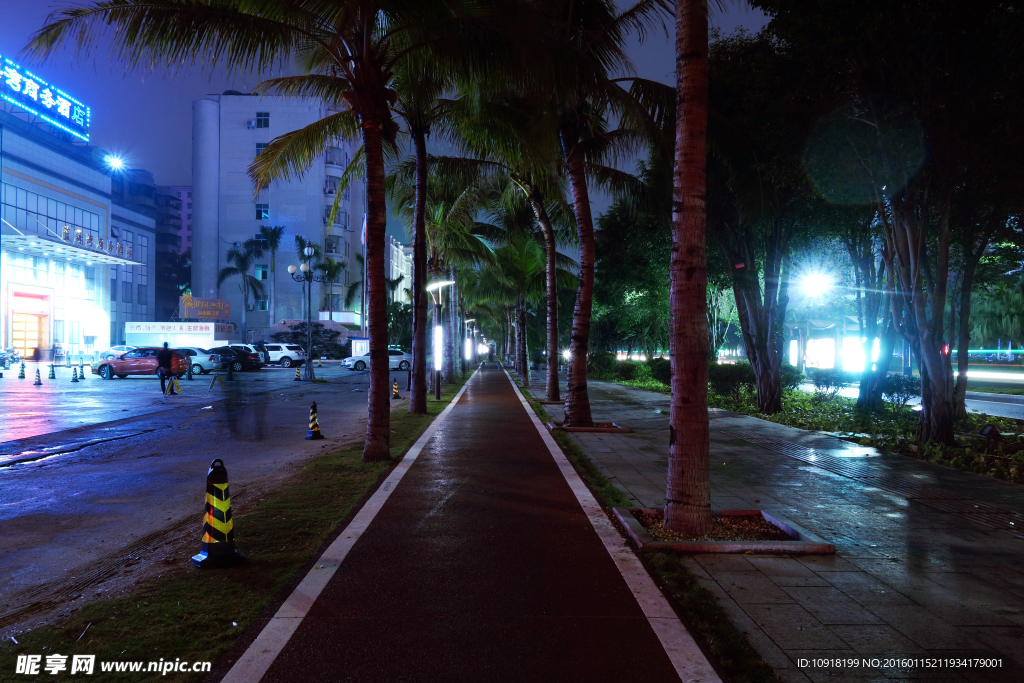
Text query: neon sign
0 56 90 142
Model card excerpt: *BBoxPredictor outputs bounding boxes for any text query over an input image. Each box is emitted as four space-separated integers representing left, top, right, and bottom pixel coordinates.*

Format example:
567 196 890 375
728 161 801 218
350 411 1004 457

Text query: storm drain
716 427 1024 532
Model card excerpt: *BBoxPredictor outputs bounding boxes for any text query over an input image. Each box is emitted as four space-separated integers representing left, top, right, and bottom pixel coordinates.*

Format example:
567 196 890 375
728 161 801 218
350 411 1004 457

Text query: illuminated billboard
0 56 90 141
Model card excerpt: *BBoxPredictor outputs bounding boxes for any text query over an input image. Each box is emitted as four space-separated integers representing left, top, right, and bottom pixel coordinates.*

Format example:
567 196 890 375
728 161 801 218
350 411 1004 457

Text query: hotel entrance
12 313 44 359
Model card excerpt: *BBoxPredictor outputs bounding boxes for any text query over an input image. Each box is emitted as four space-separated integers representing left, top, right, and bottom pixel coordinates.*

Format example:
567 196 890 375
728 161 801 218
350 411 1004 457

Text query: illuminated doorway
12 313 42 359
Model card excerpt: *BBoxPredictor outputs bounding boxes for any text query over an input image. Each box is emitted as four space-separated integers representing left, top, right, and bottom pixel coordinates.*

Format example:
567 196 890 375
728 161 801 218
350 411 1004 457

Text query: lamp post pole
288 246 328 381
426 280 454 400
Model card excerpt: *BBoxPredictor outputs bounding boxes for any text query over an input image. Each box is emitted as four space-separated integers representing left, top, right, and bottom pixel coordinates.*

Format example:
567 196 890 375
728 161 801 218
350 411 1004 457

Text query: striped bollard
191 459 243 568
306 401 324 440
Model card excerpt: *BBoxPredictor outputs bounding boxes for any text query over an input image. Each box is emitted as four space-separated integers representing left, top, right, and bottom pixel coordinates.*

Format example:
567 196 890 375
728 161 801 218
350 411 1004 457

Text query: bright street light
104 154 125 171
426 280 455 292
798 272 832 297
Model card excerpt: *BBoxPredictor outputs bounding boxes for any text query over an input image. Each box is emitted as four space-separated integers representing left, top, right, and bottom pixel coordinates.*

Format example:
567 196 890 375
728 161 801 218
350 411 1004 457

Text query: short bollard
18 362 25 379
186 361 194 381
48 364 56 380
79 361 86 380
71 367 79 383
306 401 324 440
294 366 301 381
66 355 71 368
33 369 42 386
227 363 234 381
392 379 401 400
191 459 243 568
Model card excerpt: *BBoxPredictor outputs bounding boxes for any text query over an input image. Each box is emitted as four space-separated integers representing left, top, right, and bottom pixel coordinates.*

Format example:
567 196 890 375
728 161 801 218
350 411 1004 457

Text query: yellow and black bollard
392 379 400 400
48 364 56 380
317 357 322 368
294 367 301 381
79 361 86 380
19 362 25 379
191 459 243 568
71 367 79 383
33 368 42 386
306 401 324 440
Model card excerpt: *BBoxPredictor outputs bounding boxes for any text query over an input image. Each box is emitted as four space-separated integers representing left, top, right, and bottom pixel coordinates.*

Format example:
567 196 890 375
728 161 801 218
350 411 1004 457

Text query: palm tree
665 0 712 535
217 239 264 343
317 257 346 322
28 0 500 462
258 225 286 324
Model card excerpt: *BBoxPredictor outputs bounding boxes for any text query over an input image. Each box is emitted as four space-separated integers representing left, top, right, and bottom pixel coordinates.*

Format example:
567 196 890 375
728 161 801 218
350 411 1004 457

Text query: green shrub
810 367 854 399
781 364 804 390
882 373 920 412
615 360 650 381
588 352 617 376
647 357 671 385
708 361 756 398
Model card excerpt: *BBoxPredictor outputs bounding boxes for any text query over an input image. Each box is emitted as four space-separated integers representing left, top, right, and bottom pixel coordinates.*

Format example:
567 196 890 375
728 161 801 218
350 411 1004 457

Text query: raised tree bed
614 508 835 554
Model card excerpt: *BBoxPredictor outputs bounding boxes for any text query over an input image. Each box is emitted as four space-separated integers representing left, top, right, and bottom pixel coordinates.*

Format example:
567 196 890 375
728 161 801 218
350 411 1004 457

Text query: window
187 202 192 209
54 320 65 343
137 284 147 304
255 296 269 311
187 213 192 220
256 112 270 128
255 265 268 280
122 281 133 303
256 143 267 156
188 191 192 198
256 203 269 220
110 279 117 302
325 236 340 254
265 345 281 352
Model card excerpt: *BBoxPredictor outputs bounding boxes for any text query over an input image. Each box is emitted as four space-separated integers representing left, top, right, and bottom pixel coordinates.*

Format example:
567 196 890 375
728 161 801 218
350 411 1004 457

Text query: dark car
210 346 263 372
92 347 188 379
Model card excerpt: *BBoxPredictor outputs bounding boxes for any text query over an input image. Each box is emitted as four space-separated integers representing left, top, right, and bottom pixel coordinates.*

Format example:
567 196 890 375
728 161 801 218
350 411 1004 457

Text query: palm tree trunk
665 0 712 536
443 269 455 383
241 280 248 342
506 307 513 364
517 297 529 388
409 130 429 414
269 250 276 324
361 123 391 462
530 192 560 402
560 131 595 427
452 266 462 377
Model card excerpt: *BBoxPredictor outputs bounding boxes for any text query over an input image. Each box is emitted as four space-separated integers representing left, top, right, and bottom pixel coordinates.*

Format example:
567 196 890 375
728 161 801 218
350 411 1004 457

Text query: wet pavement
256 364 685 682
532 372 1024 682
0 364 410 636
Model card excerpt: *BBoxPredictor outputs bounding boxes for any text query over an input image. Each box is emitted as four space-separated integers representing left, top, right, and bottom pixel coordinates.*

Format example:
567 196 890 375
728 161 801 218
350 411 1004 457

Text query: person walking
157 342 177 395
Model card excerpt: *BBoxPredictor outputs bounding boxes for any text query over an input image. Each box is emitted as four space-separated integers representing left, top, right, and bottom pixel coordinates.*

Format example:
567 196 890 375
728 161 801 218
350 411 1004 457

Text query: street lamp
288 245 329 381
426 279 454 399
464 319 476 363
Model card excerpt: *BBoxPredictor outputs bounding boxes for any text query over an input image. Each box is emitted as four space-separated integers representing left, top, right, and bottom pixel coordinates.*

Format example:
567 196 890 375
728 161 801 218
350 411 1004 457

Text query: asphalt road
0 362 411 636
799 382 1024 421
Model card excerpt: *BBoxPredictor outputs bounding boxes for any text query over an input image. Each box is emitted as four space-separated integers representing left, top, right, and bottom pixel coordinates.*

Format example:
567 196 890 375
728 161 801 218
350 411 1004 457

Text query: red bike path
259 364 684 682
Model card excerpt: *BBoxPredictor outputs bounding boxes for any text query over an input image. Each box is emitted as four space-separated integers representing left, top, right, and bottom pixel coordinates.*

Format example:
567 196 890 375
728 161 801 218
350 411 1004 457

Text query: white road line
502 368 721 683
221 373 477 683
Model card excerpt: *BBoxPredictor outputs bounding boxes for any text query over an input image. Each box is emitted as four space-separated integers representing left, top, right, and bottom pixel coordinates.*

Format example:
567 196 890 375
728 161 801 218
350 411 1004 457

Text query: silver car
100 344 135 360
175 347 222 375
342 349 411 371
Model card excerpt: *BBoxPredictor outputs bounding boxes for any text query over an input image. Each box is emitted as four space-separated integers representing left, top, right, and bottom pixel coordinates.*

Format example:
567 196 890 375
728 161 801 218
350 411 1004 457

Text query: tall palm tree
217 239 264 343
317 257 346 322
665 0 712 535
257 225 286 324
28 0 500 462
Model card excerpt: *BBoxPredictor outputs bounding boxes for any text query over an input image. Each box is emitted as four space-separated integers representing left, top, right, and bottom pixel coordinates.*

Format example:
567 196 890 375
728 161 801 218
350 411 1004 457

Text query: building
163 185 192 254
384 236 412 302
0 55 154 360
191 92 365 341
108 169 158 344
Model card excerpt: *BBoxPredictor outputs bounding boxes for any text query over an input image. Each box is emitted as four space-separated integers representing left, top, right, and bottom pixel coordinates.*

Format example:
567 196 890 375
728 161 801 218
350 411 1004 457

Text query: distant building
191 92 365 340
384 235 412 302
0 56 155 358
163 185 192 254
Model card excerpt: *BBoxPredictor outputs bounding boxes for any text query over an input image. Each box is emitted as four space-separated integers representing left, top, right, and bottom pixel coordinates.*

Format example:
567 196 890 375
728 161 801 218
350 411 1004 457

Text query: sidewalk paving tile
781 587 884 625
742 604 848 649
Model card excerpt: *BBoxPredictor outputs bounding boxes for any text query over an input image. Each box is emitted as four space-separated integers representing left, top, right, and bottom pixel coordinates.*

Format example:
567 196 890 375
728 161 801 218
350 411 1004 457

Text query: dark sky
2 2 767 189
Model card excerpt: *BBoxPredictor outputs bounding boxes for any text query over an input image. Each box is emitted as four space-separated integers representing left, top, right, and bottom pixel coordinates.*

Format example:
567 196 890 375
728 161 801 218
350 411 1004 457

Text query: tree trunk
409 130 429 413
560 132 595 427
665 0 712 536
360 123 391 461
529 190 560 402
443 269 455 383
517 296 529 388
241 281 248 343
269 250 276 324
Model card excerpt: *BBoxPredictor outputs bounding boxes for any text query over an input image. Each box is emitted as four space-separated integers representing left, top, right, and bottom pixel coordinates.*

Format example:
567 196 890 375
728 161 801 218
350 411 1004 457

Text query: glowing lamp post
464 319 476 364
288 245 329 381
426 280 454 399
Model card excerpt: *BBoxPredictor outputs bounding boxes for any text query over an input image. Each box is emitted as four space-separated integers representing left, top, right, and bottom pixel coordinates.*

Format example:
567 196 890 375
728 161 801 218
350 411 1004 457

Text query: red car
92 347 188 379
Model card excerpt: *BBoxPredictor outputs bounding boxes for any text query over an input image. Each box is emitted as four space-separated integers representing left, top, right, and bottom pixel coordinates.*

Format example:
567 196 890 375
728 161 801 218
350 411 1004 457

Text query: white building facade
191 92 365 341
0 57 153 360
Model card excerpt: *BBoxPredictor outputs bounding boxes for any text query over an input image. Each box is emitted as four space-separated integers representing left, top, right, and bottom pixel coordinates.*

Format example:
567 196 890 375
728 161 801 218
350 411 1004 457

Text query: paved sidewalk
255 365 688 682
529 371 1024 682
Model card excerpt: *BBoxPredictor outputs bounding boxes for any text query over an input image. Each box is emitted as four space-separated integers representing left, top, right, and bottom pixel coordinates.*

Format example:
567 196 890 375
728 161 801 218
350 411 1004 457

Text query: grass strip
1 377 469 682
517 380 778 683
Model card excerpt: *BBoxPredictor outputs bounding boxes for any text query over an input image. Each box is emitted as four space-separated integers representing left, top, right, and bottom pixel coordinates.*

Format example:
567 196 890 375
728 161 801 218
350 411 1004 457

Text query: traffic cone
71 367 79 383
392 379 400 400
317 357 322 368
305 401 324 440
79 360 86 380
19 362 25 379
66 355 71 368
294 367 301 381
48 364 56 379
33 369 42 386
191 459 243 568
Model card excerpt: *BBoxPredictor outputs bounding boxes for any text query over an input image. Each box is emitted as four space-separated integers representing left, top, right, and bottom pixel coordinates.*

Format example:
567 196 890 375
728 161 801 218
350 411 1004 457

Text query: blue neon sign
0 56 90 142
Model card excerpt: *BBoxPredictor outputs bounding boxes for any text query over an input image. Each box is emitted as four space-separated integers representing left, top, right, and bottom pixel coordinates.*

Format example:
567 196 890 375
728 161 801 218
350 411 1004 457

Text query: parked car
210 346 263 372
225 343 265 363
100 344 136 360
174 347 222 375
342 349 411 371
261 343 306 367
92 347 188 379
